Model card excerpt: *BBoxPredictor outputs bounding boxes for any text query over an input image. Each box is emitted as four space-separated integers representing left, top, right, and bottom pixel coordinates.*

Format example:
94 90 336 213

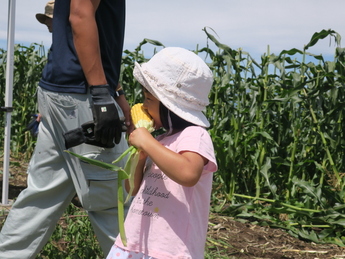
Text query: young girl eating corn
107 47 218 259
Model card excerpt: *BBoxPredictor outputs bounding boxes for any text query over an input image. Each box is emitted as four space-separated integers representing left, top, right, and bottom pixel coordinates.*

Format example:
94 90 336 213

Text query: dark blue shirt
39 0 125 97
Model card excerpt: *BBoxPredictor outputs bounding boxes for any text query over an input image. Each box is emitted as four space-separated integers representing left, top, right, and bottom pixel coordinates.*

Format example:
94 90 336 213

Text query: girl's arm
129 128 207 187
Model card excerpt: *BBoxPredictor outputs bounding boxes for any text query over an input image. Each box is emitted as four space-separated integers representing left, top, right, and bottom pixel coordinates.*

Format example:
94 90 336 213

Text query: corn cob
130 103 155 132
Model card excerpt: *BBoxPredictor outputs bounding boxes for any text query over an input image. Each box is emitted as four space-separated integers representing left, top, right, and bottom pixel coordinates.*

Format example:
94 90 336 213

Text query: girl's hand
129 127 154 151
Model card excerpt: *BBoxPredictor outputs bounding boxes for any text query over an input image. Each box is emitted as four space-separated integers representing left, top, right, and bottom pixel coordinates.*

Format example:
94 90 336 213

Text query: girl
107 47 218 259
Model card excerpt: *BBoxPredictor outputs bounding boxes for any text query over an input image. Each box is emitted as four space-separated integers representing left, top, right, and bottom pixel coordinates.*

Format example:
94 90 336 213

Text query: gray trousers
0 87 129 259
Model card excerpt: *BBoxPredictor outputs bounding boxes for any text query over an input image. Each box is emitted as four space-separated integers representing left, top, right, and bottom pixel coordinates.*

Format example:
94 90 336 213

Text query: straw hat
36 1 54 24
133 47 213 128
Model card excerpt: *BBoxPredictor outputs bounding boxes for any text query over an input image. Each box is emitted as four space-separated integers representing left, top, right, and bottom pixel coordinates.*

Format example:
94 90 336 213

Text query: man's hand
90 84 122 145
115 93 134 135
26 114 41 138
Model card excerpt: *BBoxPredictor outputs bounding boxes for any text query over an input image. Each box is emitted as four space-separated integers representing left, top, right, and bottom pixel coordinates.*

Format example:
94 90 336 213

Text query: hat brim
134 62 210 128
36 13 52 24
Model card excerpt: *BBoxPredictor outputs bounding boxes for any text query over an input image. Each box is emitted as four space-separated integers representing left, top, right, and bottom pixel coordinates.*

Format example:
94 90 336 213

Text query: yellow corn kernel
130 103 155 132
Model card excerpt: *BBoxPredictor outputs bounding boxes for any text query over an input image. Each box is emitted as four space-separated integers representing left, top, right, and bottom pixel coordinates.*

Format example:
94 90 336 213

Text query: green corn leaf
113 145 136 164
117 167 128 246
123 148 140 204
65 150 124 172
304 29 341 50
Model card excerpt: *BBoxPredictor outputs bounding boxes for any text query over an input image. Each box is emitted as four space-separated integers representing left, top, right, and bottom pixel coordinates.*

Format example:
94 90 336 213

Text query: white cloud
1 0 344 61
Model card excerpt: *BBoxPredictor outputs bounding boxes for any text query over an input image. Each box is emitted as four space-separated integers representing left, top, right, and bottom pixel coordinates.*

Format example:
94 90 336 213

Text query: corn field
0 43 47 159
1 28 345 248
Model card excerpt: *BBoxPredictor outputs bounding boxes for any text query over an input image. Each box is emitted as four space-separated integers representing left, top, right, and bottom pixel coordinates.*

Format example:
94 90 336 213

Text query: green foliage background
1 28 345 257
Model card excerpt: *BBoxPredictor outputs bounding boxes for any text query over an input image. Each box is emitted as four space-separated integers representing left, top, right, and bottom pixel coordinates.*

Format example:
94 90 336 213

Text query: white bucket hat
133 47 213 128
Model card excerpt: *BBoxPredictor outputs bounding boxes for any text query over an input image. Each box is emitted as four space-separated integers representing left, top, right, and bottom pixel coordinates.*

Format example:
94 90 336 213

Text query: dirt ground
1 157 345 259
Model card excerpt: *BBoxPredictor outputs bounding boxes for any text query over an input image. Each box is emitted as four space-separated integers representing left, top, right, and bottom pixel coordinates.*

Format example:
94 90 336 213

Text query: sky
0 0 345 62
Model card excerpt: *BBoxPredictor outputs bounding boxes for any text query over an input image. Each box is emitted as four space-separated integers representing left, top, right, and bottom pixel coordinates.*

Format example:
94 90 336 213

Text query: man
0 0 130 258
36 1 54 33
27 0 55 134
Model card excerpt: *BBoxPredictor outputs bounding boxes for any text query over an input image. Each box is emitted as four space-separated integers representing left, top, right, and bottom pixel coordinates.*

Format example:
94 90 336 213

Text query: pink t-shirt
115 126 218 259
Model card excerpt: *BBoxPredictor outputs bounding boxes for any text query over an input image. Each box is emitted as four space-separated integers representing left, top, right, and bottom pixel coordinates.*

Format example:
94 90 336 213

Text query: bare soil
1 156 345 259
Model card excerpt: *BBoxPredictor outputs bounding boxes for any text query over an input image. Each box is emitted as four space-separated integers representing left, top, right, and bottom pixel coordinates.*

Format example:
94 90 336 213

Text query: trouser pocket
77 147 128 211
84 179 119 211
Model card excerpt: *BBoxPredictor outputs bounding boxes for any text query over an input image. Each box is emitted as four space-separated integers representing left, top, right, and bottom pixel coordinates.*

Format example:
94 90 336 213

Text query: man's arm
69 0 124 146
69 0 106 86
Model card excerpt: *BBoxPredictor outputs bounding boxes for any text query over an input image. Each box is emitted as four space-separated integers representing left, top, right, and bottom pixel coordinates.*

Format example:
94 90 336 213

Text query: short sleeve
174 126 218 173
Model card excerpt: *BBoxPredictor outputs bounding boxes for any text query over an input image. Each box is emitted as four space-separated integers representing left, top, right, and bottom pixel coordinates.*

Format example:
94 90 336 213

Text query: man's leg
0 115 75 259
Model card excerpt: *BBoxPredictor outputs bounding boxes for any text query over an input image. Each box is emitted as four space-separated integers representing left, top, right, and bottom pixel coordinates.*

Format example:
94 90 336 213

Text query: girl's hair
159 103 196 131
